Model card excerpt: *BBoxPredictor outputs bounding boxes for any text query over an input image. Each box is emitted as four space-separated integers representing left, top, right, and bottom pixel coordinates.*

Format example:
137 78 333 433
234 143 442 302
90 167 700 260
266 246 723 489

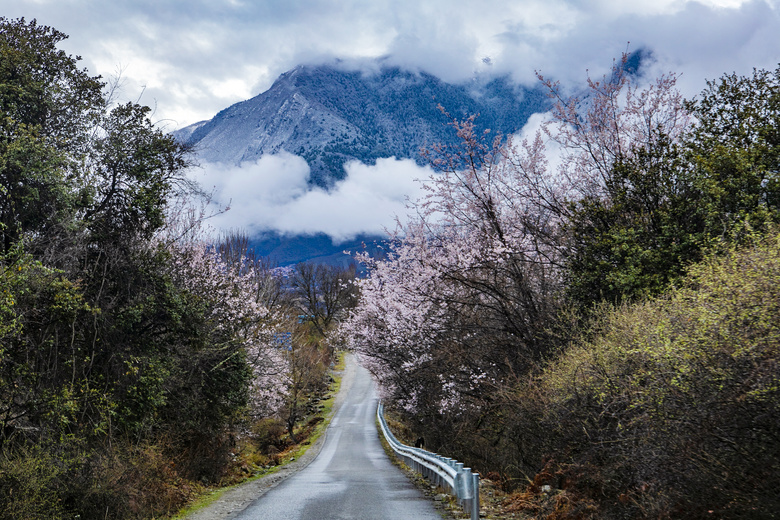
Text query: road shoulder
180 352 358 520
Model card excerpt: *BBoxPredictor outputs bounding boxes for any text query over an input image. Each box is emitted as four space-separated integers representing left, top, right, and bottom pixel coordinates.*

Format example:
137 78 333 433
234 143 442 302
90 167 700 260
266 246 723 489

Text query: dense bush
0 18 297 519
506 232 780 518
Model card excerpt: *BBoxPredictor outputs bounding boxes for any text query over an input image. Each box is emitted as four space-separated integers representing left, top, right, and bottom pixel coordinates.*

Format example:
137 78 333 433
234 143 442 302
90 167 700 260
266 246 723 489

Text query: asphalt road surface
232 359 443 520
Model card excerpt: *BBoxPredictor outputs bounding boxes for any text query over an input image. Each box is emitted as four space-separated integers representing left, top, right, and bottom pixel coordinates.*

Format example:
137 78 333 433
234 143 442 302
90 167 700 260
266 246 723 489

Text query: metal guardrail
377 402 480 520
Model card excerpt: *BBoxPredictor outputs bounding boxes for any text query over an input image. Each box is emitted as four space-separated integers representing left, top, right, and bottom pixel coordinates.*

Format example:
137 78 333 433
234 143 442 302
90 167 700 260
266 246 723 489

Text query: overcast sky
5 0 780 241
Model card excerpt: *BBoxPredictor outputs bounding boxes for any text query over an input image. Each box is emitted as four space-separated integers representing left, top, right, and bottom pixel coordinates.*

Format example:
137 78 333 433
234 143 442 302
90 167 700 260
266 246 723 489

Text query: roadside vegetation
344 56 780 518
170 351 346 520
0 18 356 519
3 13 779 519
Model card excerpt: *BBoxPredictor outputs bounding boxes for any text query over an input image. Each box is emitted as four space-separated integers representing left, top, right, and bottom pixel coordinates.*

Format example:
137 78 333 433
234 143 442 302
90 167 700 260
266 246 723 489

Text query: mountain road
184 354 446 520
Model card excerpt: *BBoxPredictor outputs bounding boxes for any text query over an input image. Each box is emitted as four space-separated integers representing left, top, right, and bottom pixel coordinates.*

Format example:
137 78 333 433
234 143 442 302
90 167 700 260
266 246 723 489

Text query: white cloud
190 154 432 242
5 0 778 129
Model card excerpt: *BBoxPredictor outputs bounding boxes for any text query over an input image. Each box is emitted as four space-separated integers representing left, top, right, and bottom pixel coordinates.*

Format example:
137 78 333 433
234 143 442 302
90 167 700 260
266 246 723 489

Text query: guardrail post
466 468 473 502
463 467 473 501
471 472 480 520
454 462 464 503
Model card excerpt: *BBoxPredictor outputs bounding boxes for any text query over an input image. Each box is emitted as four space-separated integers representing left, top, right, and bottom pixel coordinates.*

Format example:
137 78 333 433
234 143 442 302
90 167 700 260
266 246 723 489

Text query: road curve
232 357 443 520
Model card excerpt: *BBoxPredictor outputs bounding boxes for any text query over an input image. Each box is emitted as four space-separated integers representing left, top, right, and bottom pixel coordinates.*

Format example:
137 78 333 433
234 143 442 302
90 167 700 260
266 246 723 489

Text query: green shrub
252 418 287 455
0 446 68 520
516 232 780 518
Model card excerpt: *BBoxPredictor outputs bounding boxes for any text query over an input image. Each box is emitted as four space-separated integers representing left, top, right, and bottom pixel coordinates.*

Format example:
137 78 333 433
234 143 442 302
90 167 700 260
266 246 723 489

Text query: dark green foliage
84 102 190 244
0 18 103 143
565 65 780 310
686 66 780 238
0 18 254 518
565 136 705 305
0 17 103 253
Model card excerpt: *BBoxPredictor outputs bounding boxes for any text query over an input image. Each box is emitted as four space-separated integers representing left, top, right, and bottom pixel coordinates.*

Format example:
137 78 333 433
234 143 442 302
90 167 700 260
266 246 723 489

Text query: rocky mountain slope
176 63 549 187
174 62 553 265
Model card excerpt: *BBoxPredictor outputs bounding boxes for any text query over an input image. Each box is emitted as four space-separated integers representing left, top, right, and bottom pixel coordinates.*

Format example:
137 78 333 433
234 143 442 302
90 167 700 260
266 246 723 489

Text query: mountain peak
176 63 549 187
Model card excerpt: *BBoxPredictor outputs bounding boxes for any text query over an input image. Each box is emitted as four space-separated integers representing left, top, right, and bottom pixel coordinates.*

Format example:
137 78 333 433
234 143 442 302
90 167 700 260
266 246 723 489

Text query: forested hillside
343 57 780 518
0 18 356 519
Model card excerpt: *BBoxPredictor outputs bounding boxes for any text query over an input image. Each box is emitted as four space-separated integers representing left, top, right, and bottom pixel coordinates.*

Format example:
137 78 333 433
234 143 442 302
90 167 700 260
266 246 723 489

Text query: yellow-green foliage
0 446 68 520
526 232 780 518
546 232 780 415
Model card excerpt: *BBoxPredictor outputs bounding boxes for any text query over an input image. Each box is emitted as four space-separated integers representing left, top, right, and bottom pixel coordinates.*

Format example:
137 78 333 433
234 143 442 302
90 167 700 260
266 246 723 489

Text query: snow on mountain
174 63 550 264
176 63 549 187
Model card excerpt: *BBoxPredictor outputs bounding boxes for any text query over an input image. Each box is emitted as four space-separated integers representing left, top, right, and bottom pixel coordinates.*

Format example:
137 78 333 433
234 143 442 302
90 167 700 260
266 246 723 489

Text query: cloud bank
191 154 432 242
4 0 779 128
6 0 780 240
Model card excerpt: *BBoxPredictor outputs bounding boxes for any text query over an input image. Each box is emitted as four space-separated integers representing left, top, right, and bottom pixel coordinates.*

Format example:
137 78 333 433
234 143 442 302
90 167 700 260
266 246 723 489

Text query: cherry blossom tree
341 55 694 457
536 58 689 201
159 202 293 422
342 113 562 424
538 58 700 304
